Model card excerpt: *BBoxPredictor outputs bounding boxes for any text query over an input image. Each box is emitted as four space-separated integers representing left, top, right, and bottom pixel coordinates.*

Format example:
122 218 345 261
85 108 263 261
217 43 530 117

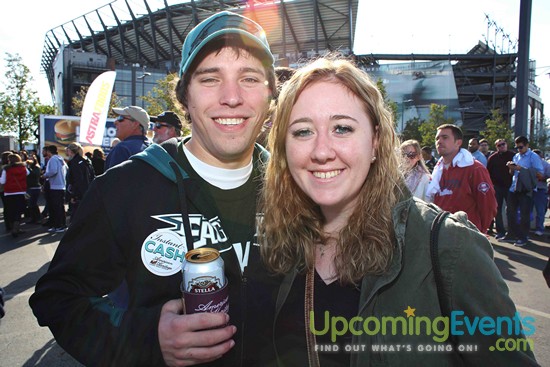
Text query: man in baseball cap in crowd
31 11 277 367
106 105 151 169
150 111 183 144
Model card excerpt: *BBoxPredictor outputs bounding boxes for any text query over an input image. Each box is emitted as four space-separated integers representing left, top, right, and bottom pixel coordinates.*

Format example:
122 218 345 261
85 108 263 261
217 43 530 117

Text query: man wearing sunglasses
105 105 151 169
487 139 516 239
151 111 183 144
502 136 544 246
31 11 277 367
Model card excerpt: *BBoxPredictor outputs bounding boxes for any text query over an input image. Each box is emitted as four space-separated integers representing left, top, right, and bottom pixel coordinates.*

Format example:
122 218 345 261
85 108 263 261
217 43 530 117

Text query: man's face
515 141 529 154
468 139 479 153
185 47 271 168
152 123 177 144
114 115 141 140
479 141 489 153
495 140 507 153
436 128 461 160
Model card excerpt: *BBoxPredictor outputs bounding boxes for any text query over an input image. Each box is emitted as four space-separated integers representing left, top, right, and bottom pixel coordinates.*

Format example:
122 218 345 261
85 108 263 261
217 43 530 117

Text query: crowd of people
0 146 97 236
0 107 187 238
403 133 550 246
0 9 546 367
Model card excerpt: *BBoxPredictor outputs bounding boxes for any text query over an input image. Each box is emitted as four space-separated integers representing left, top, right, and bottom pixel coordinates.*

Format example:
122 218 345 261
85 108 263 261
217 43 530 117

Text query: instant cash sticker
141 230 187 276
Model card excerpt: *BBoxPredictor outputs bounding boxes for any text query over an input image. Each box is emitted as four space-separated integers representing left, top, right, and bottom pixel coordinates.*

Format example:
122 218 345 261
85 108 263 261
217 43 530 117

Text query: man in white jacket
43 145 67 232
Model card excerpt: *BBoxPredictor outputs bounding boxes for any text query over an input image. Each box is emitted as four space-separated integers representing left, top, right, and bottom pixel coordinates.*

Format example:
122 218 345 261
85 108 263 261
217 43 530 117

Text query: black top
274 269 360 367
26 164 42 188
66 155 95 200
91 157 105 176
487 150 515 189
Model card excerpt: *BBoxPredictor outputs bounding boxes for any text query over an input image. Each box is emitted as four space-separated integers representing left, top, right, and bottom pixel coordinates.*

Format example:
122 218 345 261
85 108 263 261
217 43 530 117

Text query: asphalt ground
0 205 549 366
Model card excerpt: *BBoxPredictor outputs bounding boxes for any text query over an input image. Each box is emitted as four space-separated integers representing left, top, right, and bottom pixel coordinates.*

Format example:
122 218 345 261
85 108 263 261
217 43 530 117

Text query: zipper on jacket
369 298 384 363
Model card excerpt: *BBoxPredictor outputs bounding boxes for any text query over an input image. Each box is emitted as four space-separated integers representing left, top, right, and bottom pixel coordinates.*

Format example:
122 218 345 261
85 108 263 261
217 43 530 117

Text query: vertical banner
79 71 117 146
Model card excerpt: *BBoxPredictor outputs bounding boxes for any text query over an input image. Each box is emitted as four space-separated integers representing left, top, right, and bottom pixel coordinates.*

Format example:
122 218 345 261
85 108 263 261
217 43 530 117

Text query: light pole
131 63 140 105
137 71 151 108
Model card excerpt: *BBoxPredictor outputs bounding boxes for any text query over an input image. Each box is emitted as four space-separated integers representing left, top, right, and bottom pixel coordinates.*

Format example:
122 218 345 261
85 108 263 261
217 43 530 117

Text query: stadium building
41 0 544 138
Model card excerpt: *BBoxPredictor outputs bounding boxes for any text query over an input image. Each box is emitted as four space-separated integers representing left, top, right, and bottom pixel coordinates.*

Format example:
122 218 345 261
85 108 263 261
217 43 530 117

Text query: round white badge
141 230 188 276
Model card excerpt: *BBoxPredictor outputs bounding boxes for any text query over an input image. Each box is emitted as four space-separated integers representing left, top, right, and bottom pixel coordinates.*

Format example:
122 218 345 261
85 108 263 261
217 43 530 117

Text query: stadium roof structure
41 0 359 94
355 42 520 132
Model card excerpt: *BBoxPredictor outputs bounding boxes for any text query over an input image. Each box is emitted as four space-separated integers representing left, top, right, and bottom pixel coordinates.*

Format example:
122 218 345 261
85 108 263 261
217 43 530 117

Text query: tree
418 104 455 148
141 73 190 135
71 85 122 117
531 118 549 152
401 117 424 142
536 117 550 153
141 73 180 114
0 53 53 148
479 109 514 148
73 73 190 135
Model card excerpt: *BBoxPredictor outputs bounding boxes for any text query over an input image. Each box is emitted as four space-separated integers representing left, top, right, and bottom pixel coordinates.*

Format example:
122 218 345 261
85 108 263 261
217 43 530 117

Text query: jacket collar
357 194 412 316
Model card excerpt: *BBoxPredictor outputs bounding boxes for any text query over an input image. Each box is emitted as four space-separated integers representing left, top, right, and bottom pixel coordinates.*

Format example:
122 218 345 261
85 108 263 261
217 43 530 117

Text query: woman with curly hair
400 139 432 202
260 57 536 366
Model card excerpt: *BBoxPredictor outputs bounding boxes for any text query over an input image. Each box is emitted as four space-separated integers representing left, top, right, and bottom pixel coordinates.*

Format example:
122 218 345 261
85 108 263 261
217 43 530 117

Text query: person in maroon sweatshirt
428 124 497 234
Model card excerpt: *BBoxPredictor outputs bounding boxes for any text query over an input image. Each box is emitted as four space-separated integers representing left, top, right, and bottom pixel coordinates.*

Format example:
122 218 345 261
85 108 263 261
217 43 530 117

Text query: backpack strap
170 161 194 251
131 140 193 250
131 142 188 183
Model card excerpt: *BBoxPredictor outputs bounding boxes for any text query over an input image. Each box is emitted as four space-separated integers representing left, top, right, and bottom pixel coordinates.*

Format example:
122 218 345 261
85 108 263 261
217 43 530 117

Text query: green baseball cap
179 11 274 77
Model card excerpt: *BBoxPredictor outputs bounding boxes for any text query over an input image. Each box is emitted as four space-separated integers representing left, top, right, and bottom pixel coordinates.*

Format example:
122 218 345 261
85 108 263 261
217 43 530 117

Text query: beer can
181 248 229 314
182 248 226 293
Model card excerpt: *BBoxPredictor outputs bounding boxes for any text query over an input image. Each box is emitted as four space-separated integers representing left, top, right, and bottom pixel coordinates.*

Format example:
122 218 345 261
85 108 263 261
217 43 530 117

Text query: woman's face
402 145 420 168
285 81 377 219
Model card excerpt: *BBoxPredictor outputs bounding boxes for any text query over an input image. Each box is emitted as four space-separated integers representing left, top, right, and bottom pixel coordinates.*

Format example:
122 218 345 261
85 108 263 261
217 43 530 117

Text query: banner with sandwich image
39 115 116 160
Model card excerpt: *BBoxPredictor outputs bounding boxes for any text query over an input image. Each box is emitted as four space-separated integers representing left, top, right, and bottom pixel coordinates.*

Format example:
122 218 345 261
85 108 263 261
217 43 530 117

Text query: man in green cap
31 11 277 366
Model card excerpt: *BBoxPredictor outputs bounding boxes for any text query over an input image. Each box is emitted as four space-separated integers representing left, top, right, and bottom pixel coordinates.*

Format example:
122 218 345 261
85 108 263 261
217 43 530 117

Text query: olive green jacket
274 196 538 367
